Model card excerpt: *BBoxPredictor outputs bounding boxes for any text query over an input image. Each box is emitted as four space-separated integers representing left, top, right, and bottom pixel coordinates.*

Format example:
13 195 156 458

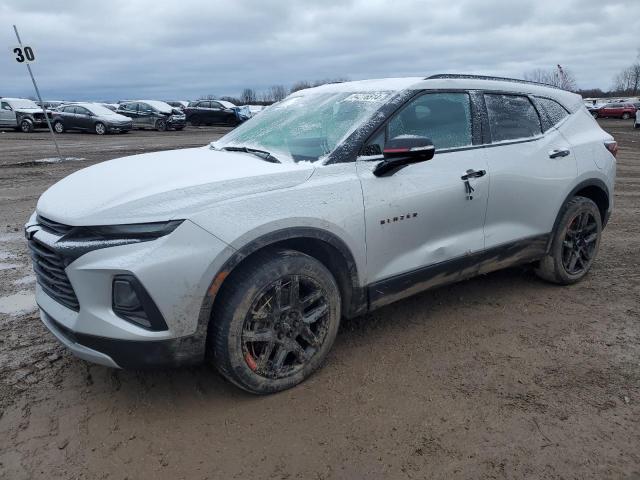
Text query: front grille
36 215 73 236
27 238 79 311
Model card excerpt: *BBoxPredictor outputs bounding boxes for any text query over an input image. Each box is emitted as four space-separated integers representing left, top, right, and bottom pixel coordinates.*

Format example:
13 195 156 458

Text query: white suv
26 75 617 393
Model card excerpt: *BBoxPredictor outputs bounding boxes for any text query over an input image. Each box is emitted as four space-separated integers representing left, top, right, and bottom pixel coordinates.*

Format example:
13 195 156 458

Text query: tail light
604 140 618 158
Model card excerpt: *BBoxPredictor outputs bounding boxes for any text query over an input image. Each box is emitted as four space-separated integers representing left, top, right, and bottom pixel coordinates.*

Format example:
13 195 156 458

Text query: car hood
99 112 132 122
15 107 46 114
37 147 315 225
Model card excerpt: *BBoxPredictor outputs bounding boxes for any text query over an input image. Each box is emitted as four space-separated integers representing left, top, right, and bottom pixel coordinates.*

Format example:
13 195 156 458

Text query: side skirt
368 234 549 310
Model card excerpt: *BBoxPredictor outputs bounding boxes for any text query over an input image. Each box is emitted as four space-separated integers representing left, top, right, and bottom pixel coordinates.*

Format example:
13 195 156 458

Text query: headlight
66 220 183 241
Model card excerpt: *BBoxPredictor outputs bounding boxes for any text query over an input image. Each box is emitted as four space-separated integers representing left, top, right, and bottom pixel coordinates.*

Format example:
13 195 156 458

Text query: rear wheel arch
550 179 609 250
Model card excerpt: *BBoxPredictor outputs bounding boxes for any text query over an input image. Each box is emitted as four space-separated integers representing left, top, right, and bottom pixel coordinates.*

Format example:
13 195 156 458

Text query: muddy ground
0 121 638 479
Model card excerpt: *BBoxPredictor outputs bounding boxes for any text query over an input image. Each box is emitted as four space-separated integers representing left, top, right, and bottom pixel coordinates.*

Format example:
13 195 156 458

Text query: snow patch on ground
35 157 86 164
0 232 22 243
0 291 37 316
0 263 19 271
14 275 36 286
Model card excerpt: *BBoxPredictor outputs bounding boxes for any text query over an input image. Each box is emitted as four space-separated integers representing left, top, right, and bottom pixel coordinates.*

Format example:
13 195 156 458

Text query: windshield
218 100 236 108
214 91 393 163
85 104 118 116
8 99 39 109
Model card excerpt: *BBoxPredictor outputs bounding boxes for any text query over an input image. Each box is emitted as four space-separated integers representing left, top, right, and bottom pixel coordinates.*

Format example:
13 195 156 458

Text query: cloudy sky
1 0 638 101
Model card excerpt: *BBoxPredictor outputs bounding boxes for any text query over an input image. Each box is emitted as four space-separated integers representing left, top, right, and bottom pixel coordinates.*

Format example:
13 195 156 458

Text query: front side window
484 94 541 142
362 92 472 156
2 101 12 111
215 91 394 163
387 92 472 151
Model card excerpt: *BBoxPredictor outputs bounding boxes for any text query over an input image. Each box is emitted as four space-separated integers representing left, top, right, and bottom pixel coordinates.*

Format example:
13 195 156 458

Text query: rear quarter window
484 94 542 142
535 97 570 130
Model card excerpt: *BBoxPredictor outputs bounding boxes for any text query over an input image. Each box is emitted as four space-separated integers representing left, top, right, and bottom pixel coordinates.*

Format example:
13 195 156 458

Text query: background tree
241 88 257 104
523 65 577 91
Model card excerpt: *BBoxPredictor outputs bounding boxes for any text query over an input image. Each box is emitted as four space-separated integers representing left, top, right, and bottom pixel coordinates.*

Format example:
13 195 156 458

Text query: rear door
357 91 489 299
0 101 17 126
481 92 577 249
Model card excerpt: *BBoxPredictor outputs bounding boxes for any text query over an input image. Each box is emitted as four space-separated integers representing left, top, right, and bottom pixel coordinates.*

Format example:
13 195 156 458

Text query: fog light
113 279 140 310
112 275 167 331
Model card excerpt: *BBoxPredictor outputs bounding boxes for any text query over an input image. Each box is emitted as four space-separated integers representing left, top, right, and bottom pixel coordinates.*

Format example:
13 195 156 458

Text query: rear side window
484 94 541 142
387 92 473 150
536 97 569 128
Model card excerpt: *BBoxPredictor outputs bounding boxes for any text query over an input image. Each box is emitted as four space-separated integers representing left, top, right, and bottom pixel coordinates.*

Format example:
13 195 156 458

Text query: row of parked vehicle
0 97 254 134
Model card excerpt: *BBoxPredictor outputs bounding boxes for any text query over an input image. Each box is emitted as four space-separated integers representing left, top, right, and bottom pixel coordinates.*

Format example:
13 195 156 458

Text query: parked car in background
0 97 53 132
185 100 251 126
37 100 65 111
27 75 616 394
52 103 133 135
116 100 186 131
166 101 189 110
635 109 640 129
100 103 119 112
595 102 637 119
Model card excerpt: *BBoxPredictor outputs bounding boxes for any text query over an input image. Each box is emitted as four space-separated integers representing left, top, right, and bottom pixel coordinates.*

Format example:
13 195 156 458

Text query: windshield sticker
341 92 390 103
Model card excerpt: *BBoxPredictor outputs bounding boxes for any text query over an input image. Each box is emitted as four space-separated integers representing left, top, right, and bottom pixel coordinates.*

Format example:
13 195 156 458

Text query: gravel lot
0 121 638 479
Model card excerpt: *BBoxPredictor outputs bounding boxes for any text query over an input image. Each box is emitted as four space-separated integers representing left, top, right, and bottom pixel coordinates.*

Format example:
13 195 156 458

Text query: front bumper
27 217 233 368
107 122 133 132
167 116 186 128
39 305 206 368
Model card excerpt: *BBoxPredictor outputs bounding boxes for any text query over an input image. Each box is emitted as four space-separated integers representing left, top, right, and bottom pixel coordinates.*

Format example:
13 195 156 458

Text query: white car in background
0 97 53 132
26 74 616 394
635 109 640 129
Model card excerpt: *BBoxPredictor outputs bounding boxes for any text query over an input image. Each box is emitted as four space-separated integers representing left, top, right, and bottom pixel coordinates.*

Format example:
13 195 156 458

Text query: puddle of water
0 263 19 271
35 157 86 164
0 291 37 315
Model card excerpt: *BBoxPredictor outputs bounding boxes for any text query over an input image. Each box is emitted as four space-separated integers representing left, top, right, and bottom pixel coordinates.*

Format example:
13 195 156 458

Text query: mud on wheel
535 196 602 284
210 250 341 394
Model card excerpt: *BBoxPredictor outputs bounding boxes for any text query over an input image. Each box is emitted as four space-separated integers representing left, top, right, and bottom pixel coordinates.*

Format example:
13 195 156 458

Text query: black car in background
52 103 133 135
185 100 251 126
116 100 186 131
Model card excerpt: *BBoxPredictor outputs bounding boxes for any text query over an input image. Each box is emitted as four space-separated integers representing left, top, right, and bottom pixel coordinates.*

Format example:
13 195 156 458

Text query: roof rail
425 74 561 90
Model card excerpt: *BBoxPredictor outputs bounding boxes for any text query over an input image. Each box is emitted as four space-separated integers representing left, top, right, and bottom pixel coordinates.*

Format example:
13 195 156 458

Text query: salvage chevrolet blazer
26 74 617 394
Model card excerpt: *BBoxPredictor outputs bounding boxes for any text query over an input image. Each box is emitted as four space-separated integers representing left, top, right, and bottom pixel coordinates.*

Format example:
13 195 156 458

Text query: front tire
20 120 33 133
156 119 167 131
535 196 602 285
53 121 65 133
94 122 107 135
622 113 631 120
210 250 341 394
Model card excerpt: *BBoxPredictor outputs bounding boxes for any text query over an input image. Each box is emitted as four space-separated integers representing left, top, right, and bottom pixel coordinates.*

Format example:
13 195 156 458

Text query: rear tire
535 196 602 285
210 250 341 394
622 113 631 120
94 122 106 135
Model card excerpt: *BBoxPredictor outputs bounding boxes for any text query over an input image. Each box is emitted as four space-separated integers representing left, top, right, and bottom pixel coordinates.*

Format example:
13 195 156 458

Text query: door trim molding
367 234 549 309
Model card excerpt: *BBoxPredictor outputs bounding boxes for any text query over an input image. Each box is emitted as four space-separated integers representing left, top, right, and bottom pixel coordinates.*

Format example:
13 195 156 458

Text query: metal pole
13 24 62 161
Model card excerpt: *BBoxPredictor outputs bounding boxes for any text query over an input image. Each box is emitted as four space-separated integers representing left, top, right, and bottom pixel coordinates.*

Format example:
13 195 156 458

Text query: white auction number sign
12 45 35 63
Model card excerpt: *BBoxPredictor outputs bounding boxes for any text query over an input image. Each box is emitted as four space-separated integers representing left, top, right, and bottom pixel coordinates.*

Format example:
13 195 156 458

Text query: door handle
460 169 486 180
460 169 486 200
549 148 570 159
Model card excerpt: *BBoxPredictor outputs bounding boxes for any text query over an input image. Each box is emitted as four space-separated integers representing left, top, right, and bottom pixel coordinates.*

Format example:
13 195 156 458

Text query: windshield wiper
220 146 280 164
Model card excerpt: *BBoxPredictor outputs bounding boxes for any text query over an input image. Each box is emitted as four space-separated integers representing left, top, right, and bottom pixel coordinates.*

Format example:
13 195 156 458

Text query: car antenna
12 25 63 161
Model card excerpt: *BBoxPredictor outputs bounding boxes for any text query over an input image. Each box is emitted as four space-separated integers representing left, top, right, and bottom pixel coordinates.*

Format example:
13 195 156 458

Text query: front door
357 91 489 306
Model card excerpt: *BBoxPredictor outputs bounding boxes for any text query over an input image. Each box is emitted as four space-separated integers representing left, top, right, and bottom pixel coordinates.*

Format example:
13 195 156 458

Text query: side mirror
373 136 435 177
